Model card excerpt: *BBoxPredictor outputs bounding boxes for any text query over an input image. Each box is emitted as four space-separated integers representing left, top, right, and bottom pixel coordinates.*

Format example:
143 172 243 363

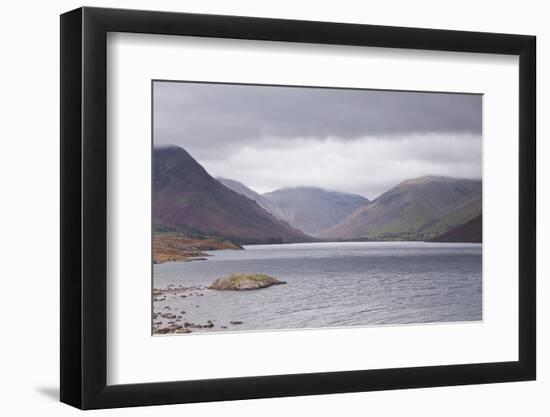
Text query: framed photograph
60 7 536 409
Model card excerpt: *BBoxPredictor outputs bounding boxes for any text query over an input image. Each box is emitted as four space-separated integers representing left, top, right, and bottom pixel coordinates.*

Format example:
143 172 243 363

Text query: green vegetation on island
208 273 287 290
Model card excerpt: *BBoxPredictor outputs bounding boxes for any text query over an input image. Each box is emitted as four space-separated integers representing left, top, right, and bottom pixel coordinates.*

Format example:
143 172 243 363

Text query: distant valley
220 179 369 236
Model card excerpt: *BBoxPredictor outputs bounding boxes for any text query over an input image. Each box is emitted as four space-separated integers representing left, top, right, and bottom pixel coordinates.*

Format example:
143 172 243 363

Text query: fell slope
153 146 311 244
320 176 481 241
430 214 482 243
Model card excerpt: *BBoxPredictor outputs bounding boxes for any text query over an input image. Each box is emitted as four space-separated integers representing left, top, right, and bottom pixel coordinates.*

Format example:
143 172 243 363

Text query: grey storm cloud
154 81 481 148
153 81 482 198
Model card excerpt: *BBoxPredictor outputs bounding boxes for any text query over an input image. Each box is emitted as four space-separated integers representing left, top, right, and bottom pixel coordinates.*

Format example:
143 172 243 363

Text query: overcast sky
153 81 482 199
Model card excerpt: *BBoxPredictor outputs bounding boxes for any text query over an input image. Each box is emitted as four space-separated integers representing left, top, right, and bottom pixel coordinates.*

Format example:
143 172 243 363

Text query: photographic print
152 81 482 335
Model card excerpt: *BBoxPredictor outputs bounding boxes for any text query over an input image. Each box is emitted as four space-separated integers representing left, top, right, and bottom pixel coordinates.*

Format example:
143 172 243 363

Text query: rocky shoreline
153 274 286 335
153 232 242 264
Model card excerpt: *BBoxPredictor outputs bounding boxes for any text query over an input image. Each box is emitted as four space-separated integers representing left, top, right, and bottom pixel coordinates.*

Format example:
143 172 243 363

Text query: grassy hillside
320 176 481 241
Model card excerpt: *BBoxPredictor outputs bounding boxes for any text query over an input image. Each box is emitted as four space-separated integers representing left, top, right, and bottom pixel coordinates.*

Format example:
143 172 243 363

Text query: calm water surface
153 241 482 333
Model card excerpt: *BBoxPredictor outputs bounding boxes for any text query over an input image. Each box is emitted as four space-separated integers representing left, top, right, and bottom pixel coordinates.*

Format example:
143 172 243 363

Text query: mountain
217 177 283 219
430 214 482 243
153 146 311 244
262 187 369 236
319 176 481 241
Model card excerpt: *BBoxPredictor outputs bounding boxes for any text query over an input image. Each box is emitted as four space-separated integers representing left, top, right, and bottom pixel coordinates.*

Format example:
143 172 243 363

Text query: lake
153 241 482 334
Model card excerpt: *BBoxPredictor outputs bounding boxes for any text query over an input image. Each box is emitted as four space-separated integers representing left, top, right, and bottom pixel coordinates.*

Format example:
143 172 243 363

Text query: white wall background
0 0 545 415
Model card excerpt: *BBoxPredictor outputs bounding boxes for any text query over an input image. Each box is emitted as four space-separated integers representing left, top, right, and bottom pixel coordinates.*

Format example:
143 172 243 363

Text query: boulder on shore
208 273 286 291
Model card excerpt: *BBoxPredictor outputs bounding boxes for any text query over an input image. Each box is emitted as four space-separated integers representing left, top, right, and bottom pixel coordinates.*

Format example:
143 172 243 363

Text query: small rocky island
208 273 287 291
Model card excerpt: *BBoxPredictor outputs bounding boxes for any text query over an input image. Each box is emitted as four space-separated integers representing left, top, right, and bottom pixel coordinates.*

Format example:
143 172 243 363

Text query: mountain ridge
153 146 312 244
319 176 481 241
216 177 284 220
154 146 481 244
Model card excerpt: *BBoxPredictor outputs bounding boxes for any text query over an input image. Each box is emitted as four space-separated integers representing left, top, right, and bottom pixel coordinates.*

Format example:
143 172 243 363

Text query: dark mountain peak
154 144 184 151
153 147 311 244
154 145 196 166
154 145 216 194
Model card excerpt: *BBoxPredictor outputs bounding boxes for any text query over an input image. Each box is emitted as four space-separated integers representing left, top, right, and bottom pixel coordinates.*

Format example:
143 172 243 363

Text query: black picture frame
60 6 536 410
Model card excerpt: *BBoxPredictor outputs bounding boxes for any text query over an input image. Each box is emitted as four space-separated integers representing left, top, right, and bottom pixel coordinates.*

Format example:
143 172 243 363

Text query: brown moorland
153 232 242 264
